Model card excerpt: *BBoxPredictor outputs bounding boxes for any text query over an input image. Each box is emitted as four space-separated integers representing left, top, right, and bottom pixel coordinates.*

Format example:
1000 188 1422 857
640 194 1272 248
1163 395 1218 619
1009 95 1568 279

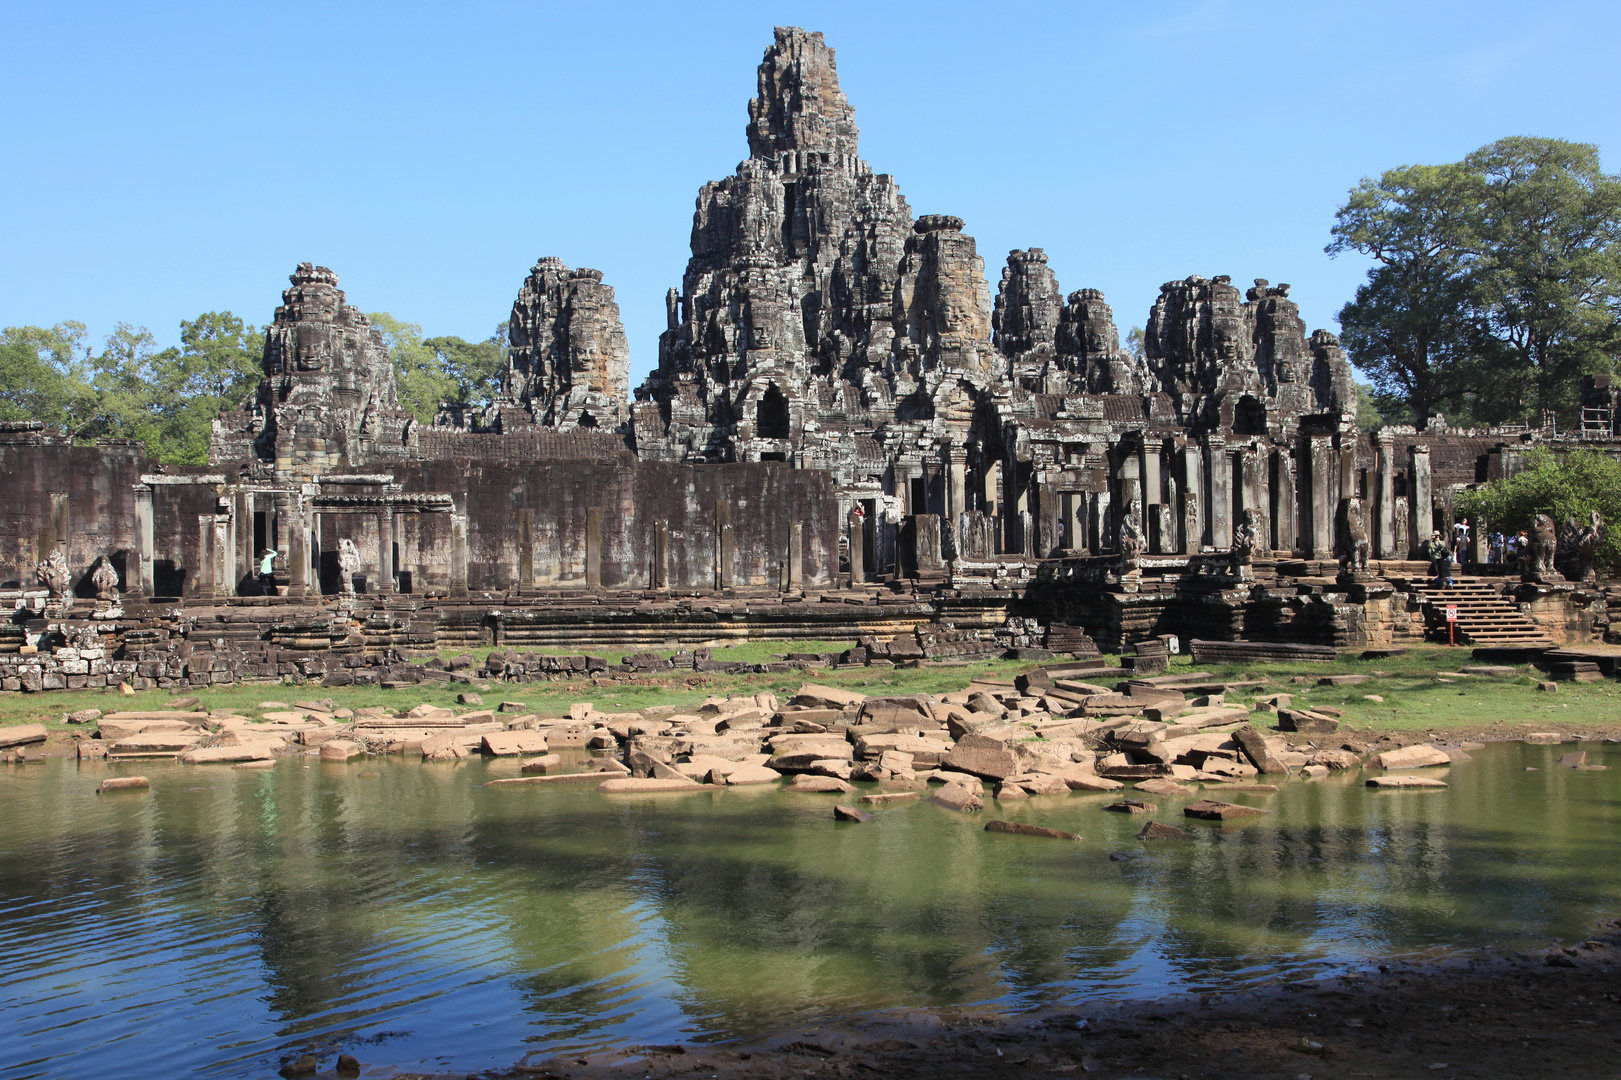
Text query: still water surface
2 742 1617 1077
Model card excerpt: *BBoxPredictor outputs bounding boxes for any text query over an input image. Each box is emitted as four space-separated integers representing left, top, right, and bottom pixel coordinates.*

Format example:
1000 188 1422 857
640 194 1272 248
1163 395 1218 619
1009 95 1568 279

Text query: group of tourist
1429 526 1534 586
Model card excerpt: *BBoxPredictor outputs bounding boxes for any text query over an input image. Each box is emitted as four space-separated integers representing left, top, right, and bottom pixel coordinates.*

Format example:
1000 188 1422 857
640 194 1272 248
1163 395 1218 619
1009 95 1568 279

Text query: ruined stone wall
0 433 151 594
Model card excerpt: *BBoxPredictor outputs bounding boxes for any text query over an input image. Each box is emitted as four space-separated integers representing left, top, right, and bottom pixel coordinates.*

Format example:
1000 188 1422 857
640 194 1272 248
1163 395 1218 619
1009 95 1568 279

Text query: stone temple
0 27 1615 691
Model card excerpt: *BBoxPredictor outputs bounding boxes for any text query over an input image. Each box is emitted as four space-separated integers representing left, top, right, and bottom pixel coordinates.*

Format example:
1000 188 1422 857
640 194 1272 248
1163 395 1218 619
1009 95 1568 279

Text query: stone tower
494 257 630 432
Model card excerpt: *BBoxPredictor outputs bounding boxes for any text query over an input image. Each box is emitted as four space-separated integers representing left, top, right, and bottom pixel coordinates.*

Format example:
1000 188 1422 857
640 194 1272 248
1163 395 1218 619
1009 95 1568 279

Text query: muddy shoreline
499 926 1621 1080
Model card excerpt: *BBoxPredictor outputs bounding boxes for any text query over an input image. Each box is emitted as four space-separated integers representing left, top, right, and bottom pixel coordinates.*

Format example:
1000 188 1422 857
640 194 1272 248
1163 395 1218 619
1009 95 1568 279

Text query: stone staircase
1412 577 1553 646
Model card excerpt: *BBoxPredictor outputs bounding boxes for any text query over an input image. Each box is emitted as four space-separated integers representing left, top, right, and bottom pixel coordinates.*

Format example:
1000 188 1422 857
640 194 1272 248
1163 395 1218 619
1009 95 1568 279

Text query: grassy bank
0 642 1615 739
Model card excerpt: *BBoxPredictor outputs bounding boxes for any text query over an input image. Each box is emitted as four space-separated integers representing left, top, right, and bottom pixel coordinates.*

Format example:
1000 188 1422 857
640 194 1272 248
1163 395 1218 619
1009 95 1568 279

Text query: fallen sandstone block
1370 744 1452 769
598 777 702 793
319 740 363 763
1183 799 1270 820
1366 776 1449 788
180 745 276 764
1137 820 1196 840
481 731 549 757
0 724 49 750
984 820 1080 840
97 776 150 793
833 804 871 823
930 779 983 812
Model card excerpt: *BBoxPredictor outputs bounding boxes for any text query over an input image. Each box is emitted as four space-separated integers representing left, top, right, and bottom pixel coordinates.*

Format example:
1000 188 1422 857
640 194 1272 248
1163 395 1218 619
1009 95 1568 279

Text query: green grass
2 642 1612 737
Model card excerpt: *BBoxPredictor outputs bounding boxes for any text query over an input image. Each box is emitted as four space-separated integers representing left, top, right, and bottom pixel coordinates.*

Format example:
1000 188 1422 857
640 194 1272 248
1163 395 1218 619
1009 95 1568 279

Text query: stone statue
1526 513 1561 581
1558 509 1603 583
1393 497 1410 559
1339 497 1371 576
338 538 362 596
1119 500 1145 568
90 555 119 601
37 547 71 606
1231 508 1258 580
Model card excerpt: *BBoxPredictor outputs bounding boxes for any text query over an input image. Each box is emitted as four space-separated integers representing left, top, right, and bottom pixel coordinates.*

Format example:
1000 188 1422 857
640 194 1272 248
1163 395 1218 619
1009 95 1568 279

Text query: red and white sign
1445 604 1459 622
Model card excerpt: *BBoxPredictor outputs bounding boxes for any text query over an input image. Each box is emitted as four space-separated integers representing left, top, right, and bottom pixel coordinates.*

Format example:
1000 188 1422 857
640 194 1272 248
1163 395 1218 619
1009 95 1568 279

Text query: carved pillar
1142 442 1162 553
847 510 865 583
213 509 232 599
134 484 154 597
948 448 967 523
235 490 252 594
717 501 734 590
1205 436 1230 549
1308 435 1335 559
1374 434 1396 559
1181 443 1202 552
786 521 803 591
652 519 669 589
449 509 469 597
286 489 308 598
1410 445 1432 558
585 507 603 589
197 515 214 598
1272 450 1297 554
518 508 535 589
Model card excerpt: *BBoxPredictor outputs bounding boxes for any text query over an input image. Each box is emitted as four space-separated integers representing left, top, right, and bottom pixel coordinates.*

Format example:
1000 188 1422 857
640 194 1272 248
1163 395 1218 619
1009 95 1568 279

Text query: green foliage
1458 447 1621 574
0 322 95 432
372 312 506 423
1125 325 1145 360
1328 137 1621 425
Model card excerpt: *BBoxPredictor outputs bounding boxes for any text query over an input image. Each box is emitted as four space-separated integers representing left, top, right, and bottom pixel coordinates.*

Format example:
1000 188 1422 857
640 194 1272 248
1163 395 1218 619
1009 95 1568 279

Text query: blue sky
4 0 1618 385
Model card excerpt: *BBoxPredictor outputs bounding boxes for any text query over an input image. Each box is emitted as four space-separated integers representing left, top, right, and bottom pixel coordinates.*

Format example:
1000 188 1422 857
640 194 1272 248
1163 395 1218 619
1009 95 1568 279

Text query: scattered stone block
486 772 603 787
724 763 783 785
598 776 701 792
0 724 48 749
833 804 871 823
1134 777 1191 796
519 754 563 773
984 820 1080 840
1370 744 1452 769
319 740 363 762
993 781 1028 799
97 776 149 793
789 774 853 792
1137 820 1195 840
860 791 919 805
1104 799 1157 814
791 683 866 709
1277 709 1339 734
1537 682 1558 694
180 745 276 764
1525 732 1563 744
498 701 528 713
1366 776 1449 788
930 779 983 812
1317 674 1370 686
480 731 548 757
1560 751 1588 767
1183 799 1270 820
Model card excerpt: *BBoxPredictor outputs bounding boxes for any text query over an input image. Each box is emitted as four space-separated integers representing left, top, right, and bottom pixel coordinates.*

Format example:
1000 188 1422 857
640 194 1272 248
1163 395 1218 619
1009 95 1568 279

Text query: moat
2 741 1617 1078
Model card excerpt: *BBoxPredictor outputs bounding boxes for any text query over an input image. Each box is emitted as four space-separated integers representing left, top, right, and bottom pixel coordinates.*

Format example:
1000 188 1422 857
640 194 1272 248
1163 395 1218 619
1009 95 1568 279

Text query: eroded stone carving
338 538 362 596
494 259 630 432
90 556 119 601
38 547 70 605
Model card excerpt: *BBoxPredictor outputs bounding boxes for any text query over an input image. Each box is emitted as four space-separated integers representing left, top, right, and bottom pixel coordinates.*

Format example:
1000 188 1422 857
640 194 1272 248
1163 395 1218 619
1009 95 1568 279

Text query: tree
372 312 507 422
0 322 94 431
1465 138 1621 418
1458 447 1621 576
1328 137 1621 425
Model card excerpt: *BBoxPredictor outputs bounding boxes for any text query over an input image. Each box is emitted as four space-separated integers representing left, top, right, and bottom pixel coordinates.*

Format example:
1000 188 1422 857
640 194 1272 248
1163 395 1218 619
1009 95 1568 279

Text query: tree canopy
1328 136 1621 427
371 313 506 423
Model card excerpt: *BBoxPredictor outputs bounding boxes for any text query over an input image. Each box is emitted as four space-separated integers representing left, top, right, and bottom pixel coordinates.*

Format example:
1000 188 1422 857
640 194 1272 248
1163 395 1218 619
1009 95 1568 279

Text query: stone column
373 512 393 594
134 484 154 597
1309 435 1334 559
235 491 252 593
449 510 469 597
1065 492 1084 553
1374 434 1396 558
652 519 669 589
847 510 865 583
272 491 290 569
518 508 535 589
717 501 734 590
286 491 308 598
214 511 232 599
1142 442 1162 553
197 515 214 598
786 521 803 591
1181 443 1203 551
585 507 603 589
1205 436 1230 549
948 448 967 522
1272 450 1297 555
1409 445 1432 558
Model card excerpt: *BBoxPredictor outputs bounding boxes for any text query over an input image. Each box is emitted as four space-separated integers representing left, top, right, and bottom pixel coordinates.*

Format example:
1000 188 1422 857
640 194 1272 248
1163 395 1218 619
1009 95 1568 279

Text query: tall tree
1465 137 1621 417
0 322 94 432
1328 137 1621 425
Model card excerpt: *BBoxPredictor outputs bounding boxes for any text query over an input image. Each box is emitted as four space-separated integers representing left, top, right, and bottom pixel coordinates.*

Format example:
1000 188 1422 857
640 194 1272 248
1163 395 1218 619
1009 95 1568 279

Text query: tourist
258 547 277 594
1427 530 1453 588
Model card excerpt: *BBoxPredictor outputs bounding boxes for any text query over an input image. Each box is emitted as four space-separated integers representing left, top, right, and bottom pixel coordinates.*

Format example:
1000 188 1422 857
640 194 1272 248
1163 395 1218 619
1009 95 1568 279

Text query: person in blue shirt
258 548 277 594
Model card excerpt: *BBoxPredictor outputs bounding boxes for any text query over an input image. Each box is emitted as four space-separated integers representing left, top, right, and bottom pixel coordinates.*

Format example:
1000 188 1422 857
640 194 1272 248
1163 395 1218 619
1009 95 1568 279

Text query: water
2 742 1618 1077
